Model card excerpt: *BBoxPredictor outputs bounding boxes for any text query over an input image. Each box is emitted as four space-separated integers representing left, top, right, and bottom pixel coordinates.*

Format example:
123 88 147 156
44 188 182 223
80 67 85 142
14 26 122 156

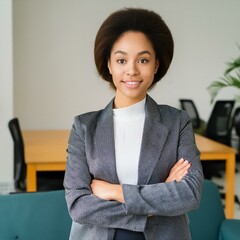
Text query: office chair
201 100 240 207
8 118 65 192
205 100 235 146
179 99 206 135
233 107 240 137
8 118 26 190
188 180 240 240
202 100 235 179
233 107 240 162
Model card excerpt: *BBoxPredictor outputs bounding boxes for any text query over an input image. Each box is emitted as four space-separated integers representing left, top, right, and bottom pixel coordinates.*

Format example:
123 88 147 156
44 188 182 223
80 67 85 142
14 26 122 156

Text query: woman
64 8 203 240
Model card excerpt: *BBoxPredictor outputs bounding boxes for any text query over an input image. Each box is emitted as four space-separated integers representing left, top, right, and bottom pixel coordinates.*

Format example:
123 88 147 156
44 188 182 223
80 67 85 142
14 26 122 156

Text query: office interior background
1 0 240 186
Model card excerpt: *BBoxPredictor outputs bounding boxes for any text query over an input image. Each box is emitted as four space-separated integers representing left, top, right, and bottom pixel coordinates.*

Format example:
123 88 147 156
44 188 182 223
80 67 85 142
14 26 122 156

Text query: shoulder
146 95 184 117
145 96 191 131
158 104 190 122
69 110 104 142
157 104 181 115
157 104 188 117
159 106 191 135
73 109 103 129
75 110 102 123
146 95 190 124
72 99 114 129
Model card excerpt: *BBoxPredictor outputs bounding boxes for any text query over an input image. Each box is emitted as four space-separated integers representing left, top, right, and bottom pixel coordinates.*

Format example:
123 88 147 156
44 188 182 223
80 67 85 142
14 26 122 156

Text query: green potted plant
208 45 240 103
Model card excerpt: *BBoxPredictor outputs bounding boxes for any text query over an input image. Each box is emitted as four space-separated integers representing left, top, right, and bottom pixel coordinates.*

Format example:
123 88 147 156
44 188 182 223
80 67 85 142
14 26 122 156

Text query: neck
114 93 147 109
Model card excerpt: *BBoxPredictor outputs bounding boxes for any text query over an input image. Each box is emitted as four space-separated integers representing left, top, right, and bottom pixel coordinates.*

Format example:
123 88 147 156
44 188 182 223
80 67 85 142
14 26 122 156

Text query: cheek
111 72 120 87
142 68 155 79
142 71 155 87
111 67 123 79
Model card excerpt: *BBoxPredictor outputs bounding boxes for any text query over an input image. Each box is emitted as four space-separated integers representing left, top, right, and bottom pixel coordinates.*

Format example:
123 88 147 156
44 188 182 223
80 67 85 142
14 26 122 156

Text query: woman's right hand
165 158 191 183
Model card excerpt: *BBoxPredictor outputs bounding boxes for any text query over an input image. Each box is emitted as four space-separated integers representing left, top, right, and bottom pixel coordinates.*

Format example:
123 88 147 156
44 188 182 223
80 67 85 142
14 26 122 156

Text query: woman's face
108 31 159 108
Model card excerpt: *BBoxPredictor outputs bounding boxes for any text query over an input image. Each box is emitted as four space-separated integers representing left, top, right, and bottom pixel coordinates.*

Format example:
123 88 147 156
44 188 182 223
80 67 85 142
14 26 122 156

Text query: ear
108 60 112 75
155 60 159 74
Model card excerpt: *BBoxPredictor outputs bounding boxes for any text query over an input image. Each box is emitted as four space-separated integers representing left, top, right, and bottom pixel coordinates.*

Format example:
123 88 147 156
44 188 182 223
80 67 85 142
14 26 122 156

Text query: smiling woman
108 31 159 108
94 8 174 88
64 8 203 240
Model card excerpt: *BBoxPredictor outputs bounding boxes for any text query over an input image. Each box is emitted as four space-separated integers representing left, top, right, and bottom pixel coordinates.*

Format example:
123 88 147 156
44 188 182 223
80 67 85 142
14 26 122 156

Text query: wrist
113 184 124 203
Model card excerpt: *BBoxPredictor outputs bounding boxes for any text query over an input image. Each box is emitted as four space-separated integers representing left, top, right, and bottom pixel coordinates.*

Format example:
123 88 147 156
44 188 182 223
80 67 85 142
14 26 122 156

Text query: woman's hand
165 158 191 182
90 179 125 203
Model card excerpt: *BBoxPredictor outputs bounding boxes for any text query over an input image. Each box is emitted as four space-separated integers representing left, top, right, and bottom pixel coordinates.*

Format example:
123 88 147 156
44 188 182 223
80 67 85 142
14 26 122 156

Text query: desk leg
27 164 37 192
225 154 235 219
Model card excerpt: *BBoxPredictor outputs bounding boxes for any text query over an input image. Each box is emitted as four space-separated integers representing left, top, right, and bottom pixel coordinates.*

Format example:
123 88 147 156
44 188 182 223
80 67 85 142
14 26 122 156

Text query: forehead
111 31 155 54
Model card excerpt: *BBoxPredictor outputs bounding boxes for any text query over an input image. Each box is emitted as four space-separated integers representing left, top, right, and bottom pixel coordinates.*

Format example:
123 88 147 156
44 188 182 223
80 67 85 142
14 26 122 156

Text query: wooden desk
196 134 236 219
23 130 70 192
23 131 236 218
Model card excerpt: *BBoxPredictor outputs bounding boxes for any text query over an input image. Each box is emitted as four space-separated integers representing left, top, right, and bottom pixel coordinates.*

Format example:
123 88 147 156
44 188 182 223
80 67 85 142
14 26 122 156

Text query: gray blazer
64 95 203 240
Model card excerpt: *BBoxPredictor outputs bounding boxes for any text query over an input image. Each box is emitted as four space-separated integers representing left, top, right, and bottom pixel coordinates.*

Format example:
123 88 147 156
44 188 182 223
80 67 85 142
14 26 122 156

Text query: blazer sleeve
122 110 204 216
64 116 147 231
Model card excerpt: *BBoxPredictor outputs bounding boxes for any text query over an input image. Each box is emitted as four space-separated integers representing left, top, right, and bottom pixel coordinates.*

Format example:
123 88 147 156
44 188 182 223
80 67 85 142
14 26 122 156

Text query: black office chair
8 118 65 192
202 100 235 178
233 107 240 137
205 100 235 146
233 107 240 162
179 99 206 135
201 101 240 206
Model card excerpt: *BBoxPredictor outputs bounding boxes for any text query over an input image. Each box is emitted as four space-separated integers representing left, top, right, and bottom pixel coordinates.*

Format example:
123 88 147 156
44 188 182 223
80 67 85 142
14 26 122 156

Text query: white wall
0 0 236 184
0 0 13 182
13 0 240 130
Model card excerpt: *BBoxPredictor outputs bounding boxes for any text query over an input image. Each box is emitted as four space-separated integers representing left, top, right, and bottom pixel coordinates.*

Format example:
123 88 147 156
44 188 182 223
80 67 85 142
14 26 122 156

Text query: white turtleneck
113 98 146 185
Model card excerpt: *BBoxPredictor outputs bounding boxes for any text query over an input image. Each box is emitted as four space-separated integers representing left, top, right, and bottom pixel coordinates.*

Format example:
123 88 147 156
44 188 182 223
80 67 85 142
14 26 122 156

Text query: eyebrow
113 50 152 56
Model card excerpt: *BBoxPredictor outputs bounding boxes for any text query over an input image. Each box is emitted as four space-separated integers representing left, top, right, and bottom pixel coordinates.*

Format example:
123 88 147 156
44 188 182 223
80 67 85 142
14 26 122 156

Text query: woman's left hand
165 158 191 183
90 179 124 203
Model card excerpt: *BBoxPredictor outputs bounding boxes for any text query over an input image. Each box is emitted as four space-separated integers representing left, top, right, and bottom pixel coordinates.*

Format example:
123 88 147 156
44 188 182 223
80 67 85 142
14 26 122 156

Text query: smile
122 81 142 88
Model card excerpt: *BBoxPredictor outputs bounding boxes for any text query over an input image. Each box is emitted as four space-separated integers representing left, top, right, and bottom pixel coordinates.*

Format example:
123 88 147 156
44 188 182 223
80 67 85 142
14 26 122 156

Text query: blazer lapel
138 96 169 185
95 99 119 183
94 96 169 185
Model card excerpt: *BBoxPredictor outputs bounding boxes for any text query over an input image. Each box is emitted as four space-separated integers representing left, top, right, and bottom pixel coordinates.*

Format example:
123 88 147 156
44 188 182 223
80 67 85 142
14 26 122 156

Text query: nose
126 62 139 76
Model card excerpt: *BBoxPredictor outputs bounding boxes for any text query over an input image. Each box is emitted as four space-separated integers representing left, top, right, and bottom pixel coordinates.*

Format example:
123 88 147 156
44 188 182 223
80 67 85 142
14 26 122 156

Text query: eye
138 58 149 64
117 59 126 64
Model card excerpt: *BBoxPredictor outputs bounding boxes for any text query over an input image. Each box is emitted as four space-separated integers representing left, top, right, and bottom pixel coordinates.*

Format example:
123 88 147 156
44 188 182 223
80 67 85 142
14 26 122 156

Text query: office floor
211 162 240 219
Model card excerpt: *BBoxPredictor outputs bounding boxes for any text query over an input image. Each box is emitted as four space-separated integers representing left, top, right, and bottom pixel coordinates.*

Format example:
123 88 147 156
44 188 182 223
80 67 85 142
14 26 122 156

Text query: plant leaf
207 75 240 103
208 43 240 103
224 57 240 75
224 44 240 75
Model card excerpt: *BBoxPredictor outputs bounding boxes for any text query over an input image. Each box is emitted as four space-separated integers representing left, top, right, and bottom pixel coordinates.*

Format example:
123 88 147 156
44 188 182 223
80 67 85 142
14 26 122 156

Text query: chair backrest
0 190 72 240
179 99 201 129
188 180 225 240
8 118 26 190
233 107 240 136
206 100 235 146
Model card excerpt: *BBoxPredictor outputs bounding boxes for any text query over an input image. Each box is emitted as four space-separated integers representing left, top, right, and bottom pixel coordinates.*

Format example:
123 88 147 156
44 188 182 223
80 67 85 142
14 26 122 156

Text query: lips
122 80 142 88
